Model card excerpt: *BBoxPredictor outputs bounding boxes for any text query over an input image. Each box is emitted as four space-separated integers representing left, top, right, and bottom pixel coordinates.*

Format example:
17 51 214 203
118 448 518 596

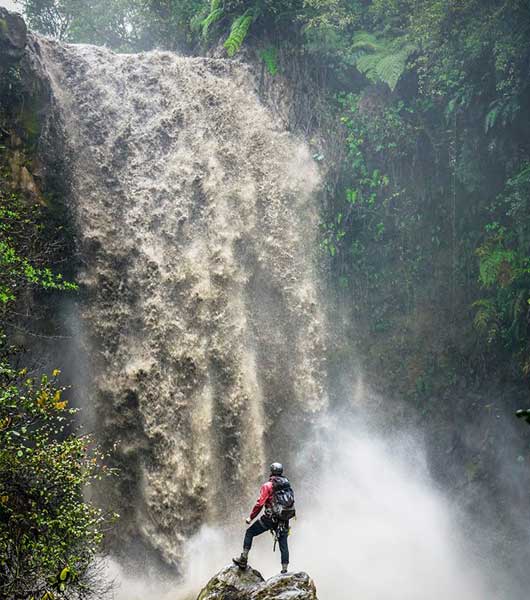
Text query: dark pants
243 516 289 565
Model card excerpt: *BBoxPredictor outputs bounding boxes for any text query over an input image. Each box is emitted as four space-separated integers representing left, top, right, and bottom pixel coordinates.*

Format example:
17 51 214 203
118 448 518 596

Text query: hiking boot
232 554 248 569
281 564 288 574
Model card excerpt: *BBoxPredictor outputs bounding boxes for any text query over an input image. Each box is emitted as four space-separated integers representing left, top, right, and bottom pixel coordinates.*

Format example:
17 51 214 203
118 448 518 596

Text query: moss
19 104 41 141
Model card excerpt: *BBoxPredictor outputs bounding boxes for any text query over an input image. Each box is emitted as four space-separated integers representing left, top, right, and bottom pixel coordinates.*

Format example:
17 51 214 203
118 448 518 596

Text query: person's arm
249 482 272 520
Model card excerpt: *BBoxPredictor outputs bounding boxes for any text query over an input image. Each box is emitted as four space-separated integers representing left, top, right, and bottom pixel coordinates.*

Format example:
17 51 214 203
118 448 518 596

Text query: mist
108 408 505 600
0 1 19 12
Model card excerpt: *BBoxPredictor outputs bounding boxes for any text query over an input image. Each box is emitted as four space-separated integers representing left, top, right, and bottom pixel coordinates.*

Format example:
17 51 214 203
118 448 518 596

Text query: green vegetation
320 0 530 399
0 190 76 308
474 162 530 377
0 348 116 600
17 0 147 50
1 24 113 597
349 32 416 92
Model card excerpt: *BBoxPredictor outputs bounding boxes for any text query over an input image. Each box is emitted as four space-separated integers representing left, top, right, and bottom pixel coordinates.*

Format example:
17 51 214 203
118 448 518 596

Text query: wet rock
0 7 27 67
197 565 264 600
196 565 318 600
7 150 45 202
250 572 317 600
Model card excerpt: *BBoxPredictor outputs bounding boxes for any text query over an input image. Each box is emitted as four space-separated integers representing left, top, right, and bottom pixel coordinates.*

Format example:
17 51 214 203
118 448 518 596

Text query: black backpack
270 476 296 521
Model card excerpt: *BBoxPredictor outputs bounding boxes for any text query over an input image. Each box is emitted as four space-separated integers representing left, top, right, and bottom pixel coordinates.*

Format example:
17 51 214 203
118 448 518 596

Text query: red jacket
249 480 274 520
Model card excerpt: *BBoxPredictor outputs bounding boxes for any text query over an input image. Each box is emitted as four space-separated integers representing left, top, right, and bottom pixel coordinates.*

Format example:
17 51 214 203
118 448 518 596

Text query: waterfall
40 40 328 565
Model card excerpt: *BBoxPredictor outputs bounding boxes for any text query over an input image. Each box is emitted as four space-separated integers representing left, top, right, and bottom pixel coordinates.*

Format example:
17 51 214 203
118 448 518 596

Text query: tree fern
477 246 514 288
224 10 254 57
351 32 380 54
350 32 416 91
376 45 416 91
355 53 382 80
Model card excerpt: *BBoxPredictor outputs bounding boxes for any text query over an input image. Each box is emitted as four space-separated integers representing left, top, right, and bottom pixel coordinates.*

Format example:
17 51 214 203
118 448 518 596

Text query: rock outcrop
197 566 318 600
0 7 27 69
0 8 66 200
0 10 73 352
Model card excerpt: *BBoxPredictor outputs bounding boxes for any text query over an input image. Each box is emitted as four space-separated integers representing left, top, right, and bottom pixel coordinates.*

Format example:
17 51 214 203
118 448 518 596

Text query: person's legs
243 519 269 552
278 526 289 571
234 518 271 567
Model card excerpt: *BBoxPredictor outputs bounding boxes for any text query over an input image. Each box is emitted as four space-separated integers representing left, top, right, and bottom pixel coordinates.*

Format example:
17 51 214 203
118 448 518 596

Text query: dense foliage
0 169 112 598
0 348 115 600
3 0 530 588
16 0 147 50
322 0 530 400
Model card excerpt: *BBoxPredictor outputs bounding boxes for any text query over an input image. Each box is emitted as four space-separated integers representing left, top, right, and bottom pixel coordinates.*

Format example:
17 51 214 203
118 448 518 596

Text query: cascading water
39 40 328 565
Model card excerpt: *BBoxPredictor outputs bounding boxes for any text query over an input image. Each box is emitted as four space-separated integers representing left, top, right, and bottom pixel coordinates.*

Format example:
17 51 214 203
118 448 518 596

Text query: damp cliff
0 8 72 343
0 7 52 203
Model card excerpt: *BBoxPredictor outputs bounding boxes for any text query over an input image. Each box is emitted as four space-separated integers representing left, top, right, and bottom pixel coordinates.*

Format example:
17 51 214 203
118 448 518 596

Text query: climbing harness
271 520 291 553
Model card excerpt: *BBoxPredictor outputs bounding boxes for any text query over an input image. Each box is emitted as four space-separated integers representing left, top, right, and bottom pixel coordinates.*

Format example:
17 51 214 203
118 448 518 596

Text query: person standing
233 462 296 574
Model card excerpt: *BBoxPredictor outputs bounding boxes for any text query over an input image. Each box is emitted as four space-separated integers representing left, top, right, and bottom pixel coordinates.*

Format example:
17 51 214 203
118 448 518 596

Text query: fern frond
355 53 380 80
224 11 253 57
472 299 498 335
202 8 223 38
376 45 415 91
478 247 514 287
485 105 499 133
350 31 416 91
351 32 381 52
260 47 278 76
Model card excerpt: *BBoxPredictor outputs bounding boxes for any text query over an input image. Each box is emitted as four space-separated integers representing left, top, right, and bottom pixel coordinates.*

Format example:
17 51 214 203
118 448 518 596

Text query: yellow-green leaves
0 351 116 599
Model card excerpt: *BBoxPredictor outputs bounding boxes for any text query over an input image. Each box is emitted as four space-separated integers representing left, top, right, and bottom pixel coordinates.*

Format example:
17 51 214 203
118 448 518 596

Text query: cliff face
0 8 26 65
1 7 39 202
197 565 317 600
0 7 63 194
0 8 72 347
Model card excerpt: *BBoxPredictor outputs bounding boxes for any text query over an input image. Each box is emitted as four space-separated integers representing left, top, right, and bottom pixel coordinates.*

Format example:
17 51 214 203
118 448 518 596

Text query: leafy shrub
0 342 117 599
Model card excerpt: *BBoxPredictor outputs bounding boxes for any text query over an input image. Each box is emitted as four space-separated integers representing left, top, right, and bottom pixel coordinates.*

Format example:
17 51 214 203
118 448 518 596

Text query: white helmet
270 462 283 476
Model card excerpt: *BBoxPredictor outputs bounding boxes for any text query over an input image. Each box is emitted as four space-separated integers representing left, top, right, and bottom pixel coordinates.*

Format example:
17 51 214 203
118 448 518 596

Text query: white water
108 413 496 600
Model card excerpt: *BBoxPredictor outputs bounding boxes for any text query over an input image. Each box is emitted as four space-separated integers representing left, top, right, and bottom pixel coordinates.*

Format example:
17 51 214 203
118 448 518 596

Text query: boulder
196 565 318 600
